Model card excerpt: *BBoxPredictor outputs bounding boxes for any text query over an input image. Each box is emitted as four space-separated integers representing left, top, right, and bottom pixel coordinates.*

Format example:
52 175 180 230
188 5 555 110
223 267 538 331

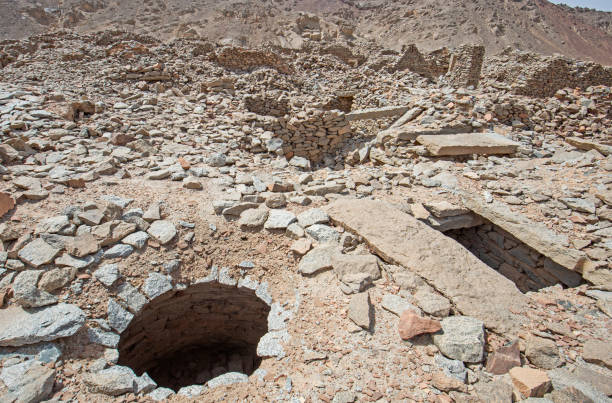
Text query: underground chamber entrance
117 281 271 391
443 219 583 293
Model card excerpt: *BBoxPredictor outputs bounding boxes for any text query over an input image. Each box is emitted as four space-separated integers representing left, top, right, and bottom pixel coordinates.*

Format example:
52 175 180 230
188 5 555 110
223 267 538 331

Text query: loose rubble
0 23 610 402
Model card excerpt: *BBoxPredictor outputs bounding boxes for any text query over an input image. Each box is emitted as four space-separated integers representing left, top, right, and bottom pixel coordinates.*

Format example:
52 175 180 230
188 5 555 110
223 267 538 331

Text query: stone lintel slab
325 199 527 335
461 194 589 273
376 125 472 145
346 106 410 121
416 132 520 156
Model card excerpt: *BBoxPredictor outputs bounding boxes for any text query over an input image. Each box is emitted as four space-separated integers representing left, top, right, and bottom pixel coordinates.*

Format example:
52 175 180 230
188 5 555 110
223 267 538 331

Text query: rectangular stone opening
444 219 584 293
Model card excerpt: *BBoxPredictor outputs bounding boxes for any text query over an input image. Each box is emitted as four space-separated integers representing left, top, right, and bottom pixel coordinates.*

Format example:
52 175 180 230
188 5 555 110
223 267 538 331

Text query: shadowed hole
117 282 270 391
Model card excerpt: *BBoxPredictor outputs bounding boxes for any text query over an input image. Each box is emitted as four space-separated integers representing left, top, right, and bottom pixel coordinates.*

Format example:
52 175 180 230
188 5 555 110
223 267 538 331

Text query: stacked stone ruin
484 49 612 97
243 91 290 117
447 44 485 88
214 47 293 74
240 107 352 163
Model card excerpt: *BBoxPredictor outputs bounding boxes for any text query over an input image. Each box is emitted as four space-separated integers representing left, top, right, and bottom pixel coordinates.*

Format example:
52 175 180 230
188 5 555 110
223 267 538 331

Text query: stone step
325 199 527 335
416 132 520 156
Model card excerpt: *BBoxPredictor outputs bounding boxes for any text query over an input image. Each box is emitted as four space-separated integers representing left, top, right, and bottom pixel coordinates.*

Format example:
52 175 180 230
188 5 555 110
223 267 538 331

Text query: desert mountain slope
1 0 612 64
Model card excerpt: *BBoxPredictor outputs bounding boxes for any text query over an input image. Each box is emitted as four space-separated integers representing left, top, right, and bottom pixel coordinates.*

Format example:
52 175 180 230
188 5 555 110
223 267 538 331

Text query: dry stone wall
484 50 612 97
389 44 485 88
446 221 583 293
243 92 290 117
319 44 366 67
391 44 449 79
240 107 352 163
214 47 292 74
448 45 485 88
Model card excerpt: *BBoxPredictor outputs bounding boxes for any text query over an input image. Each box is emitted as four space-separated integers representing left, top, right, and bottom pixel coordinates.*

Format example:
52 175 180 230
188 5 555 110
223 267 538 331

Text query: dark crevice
444 219 583 293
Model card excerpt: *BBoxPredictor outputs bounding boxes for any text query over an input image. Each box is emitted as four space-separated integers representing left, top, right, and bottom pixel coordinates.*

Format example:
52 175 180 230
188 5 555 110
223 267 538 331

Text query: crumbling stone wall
447 45 485 88
446 221 582 293
214 47 292 74
319 45 366 67
484 50 612 97
391 44 449 78
243 92 290 117
241 108 352 163
94 30 158 46
295 13 320 32
321 91 355 113
0 39 38 68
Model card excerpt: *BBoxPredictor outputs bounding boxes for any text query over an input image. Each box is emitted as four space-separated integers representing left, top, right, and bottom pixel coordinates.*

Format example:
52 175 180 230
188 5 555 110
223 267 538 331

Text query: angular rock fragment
348 292 372 330
382 294 421 316
18 238 60 268
413 289 451 317
107 298 134 333
486 340 521 375
83 365 137 396
297 208 329 228
147 220 177 244
264 209 297 230
298 245 338 275
332 253 381 281
94 263 121 287
526 335 562 369
433 316 485 363
142 272 172 299
0 304 85 346
207 372 248 388
122 231 150 249
12 270 58 308
0 360 55 403
416 132 520 156
398 310 441 340
582 339 612 370
238 208 269 229
65 233 100 257
510 366 551 398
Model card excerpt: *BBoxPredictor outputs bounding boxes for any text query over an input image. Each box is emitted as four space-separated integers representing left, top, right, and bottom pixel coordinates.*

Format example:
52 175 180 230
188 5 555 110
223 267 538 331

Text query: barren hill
1 0 612 64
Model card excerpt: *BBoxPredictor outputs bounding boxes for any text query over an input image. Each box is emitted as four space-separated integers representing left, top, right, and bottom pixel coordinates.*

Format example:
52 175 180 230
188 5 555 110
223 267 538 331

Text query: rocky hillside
1 0 612 64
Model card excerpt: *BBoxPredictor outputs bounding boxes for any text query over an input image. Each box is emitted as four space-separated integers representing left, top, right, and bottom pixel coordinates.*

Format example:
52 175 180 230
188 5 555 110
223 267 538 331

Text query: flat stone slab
0 303 86 346
461 194 588 274
325 199 527 334
346 106 410 121
416 132 520 156
377 124 471 144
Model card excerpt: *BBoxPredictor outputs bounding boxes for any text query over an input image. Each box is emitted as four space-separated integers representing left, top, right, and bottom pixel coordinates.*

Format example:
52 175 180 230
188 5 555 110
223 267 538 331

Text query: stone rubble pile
0 29 610 402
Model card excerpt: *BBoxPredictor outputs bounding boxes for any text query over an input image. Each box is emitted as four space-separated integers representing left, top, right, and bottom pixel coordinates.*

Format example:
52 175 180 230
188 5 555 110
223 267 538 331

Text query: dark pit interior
117 282 270 391
444 219 583 293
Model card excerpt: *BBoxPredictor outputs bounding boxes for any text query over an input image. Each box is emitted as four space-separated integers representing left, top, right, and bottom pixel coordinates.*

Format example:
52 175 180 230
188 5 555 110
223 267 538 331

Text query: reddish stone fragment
510 367 551 398
178 157 191 170
66 178 86 188
0 192 15 218
486 340 521 374
398 310 441 340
